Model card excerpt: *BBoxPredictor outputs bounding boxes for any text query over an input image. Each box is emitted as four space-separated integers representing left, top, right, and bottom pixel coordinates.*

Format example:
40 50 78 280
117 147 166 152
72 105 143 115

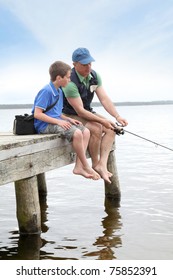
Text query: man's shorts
40 123 85 142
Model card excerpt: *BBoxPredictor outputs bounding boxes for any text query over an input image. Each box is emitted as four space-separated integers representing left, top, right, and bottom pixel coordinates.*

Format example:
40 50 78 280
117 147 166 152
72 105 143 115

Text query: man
63 48 128 183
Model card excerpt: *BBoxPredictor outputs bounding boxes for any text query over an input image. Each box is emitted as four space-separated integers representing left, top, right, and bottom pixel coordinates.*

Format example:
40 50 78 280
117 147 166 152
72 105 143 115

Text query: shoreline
0 100 173 109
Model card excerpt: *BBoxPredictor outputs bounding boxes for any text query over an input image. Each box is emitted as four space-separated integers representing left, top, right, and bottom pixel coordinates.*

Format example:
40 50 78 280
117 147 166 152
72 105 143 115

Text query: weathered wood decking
0 132 120 235
0 132 77 185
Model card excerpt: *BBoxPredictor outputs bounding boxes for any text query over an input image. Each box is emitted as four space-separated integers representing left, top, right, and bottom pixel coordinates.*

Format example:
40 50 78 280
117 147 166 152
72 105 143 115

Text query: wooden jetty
0 132 120 235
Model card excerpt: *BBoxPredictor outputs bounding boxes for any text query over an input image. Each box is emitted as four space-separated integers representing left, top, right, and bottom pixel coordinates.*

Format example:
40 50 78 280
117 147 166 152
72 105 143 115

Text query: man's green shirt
63 70 102 98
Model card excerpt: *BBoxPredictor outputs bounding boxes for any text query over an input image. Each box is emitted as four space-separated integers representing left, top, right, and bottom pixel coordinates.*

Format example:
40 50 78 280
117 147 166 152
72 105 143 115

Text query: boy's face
59 70 71 87
63 70 71 87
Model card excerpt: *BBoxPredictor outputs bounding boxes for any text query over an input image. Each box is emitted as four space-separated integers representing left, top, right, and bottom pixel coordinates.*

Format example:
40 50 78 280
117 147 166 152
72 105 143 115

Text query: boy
32 61 100 180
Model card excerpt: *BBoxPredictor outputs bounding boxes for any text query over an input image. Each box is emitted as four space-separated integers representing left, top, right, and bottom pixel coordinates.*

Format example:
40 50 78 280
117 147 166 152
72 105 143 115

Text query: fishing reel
113 123 125 135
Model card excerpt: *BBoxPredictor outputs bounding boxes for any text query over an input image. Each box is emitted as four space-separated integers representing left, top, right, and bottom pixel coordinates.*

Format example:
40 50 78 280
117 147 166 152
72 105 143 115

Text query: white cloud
1 0 173 103
94 46 173 102
1 0 152 57
0 60 49 104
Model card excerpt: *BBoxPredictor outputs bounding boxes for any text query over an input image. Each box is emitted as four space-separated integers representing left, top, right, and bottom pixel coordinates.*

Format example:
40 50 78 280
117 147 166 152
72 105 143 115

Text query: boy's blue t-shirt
32 81 63 133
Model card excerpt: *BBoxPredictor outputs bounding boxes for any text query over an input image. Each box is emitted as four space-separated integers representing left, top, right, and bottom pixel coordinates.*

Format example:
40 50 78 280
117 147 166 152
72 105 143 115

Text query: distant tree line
0 100 173 109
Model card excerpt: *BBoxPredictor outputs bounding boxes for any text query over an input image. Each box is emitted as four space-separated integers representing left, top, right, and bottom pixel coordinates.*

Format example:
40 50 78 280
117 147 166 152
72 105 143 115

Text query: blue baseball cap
72 48 95 64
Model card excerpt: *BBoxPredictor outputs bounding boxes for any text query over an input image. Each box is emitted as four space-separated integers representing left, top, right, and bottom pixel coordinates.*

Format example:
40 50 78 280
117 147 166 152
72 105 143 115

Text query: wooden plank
0 142 75 185
0 133 51 148
0 133 63 149
0 136 70 161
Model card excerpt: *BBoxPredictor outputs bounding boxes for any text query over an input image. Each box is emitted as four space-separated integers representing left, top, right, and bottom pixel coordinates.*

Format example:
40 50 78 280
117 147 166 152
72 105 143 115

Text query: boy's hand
57 119 72 130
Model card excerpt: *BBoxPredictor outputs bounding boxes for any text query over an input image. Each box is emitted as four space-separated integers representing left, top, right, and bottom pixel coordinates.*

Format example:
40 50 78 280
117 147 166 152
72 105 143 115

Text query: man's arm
96 86 128 126
66 96 116 130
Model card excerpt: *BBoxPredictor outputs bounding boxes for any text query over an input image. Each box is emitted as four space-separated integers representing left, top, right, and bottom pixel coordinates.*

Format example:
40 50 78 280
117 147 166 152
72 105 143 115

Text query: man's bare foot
89 168 100 180
107 171 113 178
94 165 112 184
73 166 100 180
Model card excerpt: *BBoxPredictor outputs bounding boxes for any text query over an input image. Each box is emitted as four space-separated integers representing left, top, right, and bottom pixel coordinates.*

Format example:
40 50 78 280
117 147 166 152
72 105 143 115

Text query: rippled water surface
0 105 173 260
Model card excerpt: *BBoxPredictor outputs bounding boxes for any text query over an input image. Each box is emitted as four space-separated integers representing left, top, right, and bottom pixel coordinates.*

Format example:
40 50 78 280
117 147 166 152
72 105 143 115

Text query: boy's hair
49 61 71 82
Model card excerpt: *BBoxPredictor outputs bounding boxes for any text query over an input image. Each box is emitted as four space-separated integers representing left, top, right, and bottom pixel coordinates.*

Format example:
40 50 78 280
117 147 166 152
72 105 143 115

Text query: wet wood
15 176 41 235
37 173 47 196
105 149 121 200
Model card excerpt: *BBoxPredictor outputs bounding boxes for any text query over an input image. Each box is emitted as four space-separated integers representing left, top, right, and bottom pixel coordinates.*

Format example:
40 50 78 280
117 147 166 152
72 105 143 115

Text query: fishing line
114 123 173 152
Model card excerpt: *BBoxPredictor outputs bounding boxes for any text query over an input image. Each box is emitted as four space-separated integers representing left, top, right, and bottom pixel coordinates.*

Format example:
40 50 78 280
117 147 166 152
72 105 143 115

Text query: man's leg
94 128 115 184
62 114 115 183
85 121 102 167
63 114 103 168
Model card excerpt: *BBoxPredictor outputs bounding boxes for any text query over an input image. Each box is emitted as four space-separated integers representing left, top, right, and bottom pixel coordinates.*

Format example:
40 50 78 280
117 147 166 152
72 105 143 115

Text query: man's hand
101 119 116 130
116 116 128 127
69 118 82 126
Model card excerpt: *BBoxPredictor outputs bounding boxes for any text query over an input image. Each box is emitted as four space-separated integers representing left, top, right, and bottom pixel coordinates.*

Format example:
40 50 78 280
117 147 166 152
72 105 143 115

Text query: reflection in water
0 231 42 260
0 195 123 260
83 198 122 259
17 195 49 260
18 235 42 260
0 193 49 260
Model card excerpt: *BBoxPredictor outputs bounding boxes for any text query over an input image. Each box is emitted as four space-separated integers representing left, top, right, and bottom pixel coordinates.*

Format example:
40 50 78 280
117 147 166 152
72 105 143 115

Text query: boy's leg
41 124 100 180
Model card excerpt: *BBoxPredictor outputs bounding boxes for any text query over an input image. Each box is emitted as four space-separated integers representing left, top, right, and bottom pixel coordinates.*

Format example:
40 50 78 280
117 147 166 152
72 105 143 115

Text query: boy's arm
34 107 72 129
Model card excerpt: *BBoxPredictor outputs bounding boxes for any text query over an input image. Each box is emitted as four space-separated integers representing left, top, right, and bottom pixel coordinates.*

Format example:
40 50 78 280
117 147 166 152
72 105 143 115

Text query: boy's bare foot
73 166 100 180
73 167 92 179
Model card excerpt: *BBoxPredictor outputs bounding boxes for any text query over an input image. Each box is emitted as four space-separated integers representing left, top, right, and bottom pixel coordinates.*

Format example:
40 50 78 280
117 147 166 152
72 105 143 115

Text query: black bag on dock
13 114 36 135
13 96 59 135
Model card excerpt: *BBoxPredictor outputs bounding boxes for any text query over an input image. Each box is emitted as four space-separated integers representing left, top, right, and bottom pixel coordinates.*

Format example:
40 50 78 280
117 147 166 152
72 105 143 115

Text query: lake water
0 104 173 260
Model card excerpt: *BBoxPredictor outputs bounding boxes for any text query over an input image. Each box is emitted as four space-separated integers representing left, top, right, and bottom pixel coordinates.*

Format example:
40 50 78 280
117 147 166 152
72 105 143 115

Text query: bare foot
107 171 113 178
89 168 100 180
73 166 100 180
92 164 112 178
73 167 92 179
94 166 112 184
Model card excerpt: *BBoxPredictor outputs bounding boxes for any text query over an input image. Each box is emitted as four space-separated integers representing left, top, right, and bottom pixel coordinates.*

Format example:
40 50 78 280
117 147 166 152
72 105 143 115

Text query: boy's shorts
40 123 85 142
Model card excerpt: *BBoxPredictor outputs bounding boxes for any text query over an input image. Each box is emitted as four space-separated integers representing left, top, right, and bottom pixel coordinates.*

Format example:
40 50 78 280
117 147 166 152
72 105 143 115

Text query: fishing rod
113 123 173 152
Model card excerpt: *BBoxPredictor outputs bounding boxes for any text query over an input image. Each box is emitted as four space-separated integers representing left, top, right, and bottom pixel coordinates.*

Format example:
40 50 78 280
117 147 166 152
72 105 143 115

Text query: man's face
73 62 92 77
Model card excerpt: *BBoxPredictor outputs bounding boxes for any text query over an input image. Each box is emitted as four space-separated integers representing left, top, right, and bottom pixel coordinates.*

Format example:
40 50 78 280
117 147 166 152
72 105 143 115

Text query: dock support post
104 148 121 201
15 176 41 235
37 173 47 196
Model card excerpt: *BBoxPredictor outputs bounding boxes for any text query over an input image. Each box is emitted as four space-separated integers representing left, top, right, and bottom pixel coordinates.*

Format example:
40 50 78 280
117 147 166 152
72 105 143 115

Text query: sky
0 0 173 104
